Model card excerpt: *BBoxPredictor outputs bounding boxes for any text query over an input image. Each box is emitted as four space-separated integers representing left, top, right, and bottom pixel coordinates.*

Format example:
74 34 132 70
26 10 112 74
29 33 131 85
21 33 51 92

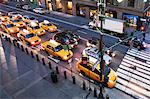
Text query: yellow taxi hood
26 36 41 42
108 69 117 82
34 28 44 32
8 26 19 33
49 25 57 28
55 49 70 57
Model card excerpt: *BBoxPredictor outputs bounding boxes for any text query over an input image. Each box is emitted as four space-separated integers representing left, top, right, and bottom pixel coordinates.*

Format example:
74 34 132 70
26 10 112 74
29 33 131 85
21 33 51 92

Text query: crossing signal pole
96 0 106 98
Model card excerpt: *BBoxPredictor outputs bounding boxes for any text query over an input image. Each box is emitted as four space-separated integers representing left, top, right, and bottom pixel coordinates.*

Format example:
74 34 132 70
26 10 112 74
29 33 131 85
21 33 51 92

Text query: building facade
45 0 149 29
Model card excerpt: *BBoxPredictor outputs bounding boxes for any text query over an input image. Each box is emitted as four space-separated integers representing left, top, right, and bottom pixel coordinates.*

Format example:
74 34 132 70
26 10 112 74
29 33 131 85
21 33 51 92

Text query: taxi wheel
80 70 85 76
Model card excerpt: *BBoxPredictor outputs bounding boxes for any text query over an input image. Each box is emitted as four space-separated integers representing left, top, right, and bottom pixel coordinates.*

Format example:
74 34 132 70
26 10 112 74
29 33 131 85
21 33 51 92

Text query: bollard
106 94 109 99
16 43 20 48
56 66 59 74
36 54 39 61
94 87 97 97
13 40 16 46
8 37 11 43
51 71 58 83
72 76 76 84
21 45 24 51
42 58 45 65
64 71 67 79
82 81 86 90
98 92 104 99
48 62 52 69
5 36 8 41
30 51 34 58
25 48 29 54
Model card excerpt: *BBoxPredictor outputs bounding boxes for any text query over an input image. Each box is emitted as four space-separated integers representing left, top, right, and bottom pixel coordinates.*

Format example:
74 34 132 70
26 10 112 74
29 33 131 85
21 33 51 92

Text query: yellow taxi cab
17 29 41 46
41 40 73 61
11 18 26 28
39 20 57 32
76 57 117 88
0 15 10 22
27 22 46 36
0 21 19 35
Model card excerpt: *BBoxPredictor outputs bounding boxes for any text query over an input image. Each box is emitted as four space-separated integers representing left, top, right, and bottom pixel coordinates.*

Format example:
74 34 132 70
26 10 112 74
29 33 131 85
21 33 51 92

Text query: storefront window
90 9 97 18
67 1 72 10
56 0 62 9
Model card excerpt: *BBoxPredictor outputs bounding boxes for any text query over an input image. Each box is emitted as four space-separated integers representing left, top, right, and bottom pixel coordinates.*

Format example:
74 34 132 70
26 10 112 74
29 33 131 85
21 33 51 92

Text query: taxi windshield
13 19 20 22
29 17 35 20
25 33 35 38
54 45 63 52
46 23 52 26
33 26 40 30
103 66 110 76
6 24 14 28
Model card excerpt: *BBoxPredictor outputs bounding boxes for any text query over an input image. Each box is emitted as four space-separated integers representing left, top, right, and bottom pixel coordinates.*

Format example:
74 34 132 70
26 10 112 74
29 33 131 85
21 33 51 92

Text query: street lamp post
96 0 123 98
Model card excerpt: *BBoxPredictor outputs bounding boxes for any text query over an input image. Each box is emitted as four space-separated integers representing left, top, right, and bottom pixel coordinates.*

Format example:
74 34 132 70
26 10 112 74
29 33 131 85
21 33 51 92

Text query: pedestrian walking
129 38 134 50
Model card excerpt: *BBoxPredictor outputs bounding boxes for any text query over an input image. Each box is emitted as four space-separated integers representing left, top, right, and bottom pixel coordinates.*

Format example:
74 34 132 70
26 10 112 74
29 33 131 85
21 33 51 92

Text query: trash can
51 71 58 83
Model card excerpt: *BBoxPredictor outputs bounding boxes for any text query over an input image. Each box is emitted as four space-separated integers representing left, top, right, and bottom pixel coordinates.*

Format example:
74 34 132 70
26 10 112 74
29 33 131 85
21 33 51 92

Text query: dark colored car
128 38 146 50
15 2 27 8
53 31 80 49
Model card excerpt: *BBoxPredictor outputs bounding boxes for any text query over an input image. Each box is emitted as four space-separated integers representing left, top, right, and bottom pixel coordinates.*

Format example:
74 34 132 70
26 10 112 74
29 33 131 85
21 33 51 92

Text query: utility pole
97 0 106 98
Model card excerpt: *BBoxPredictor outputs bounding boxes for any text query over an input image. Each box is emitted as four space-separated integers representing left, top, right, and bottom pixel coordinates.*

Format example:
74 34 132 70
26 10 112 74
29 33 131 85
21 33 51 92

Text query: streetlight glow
117 0 123 3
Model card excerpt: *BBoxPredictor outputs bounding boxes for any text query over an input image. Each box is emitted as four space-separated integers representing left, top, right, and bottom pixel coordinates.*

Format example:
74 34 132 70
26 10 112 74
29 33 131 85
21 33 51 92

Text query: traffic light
140 26 145 31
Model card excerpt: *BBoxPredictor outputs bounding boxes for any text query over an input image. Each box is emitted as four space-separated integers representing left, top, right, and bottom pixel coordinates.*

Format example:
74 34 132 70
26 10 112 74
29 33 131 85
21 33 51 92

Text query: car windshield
6 24 14 28
103 66 110 76
13 19 20 22
46 23 52 26
33 26 40 30
54 45 63 52
29 17 35 20
25 33 35 38
86 48 101 59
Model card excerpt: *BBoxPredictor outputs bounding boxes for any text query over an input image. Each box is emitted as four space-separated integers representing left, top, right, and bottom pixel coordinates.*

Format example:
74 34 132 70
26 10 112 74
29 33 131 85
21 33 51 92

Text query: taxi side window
20 34 25 38
93 69 100 75
47 45 54 51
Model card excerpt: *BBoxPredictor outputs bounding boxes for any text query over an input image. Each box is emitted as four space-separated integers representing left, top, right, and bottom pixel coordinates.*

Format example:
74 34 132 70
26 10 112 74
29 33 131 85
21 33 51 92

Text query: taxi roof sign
30 22 38 27
23 29 30 34
43 20 49 24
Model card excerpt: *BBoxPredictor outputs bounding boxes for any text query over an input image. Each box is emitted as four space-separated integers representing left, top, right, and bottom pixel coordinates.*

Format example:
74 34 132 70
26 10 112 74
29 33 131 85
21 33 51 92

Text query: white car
22 5 32 11
82 47 112 65
33 8 49 14
8 12 22 18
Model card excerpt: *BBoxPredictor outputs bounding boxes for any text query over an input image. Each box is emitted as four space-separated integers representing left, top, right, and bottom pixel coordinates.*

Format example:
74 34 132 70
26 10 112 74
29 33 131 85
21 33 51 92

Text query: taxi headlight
16 24 20 26
16 28 19 31
39 39 41 42
9 29 14 33
63 56 68 60
31 41 35 45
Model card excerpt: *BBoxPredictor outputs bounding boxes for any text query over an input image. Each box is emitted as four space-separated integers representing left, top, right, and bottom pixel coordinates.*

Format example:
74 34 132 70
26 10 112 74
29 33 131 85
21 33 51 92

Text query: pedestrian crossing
115 48 150 99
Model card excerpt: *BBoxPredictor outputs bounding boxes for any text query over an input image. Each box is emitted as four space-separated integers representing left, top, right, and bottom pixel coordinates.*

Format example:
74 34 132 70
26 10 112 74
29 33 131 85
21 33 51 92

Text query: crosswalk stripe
117 67 150 85
127 51 150 62
129 49 150 61
117 72 150 91
123 55 150 70
116 48 150 99
116 77 150 98
125 87 149 99
121 64 150 80
124 55 150 70
131 48 150 58
121 61 150 76
131 48 150 56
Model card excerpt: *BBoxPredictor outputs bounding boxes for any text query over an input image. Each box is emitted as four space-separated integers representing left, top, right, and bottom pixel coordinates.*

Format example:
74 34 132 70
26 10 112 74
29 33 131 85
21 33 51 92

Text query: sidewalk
0 38 95 99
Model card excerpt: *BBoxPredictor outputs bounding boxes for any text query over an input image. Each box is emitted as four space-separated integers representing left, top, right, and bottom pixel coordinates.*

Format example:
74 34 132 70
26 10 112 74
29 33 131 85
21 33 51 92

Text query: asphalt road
0 3 125 72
